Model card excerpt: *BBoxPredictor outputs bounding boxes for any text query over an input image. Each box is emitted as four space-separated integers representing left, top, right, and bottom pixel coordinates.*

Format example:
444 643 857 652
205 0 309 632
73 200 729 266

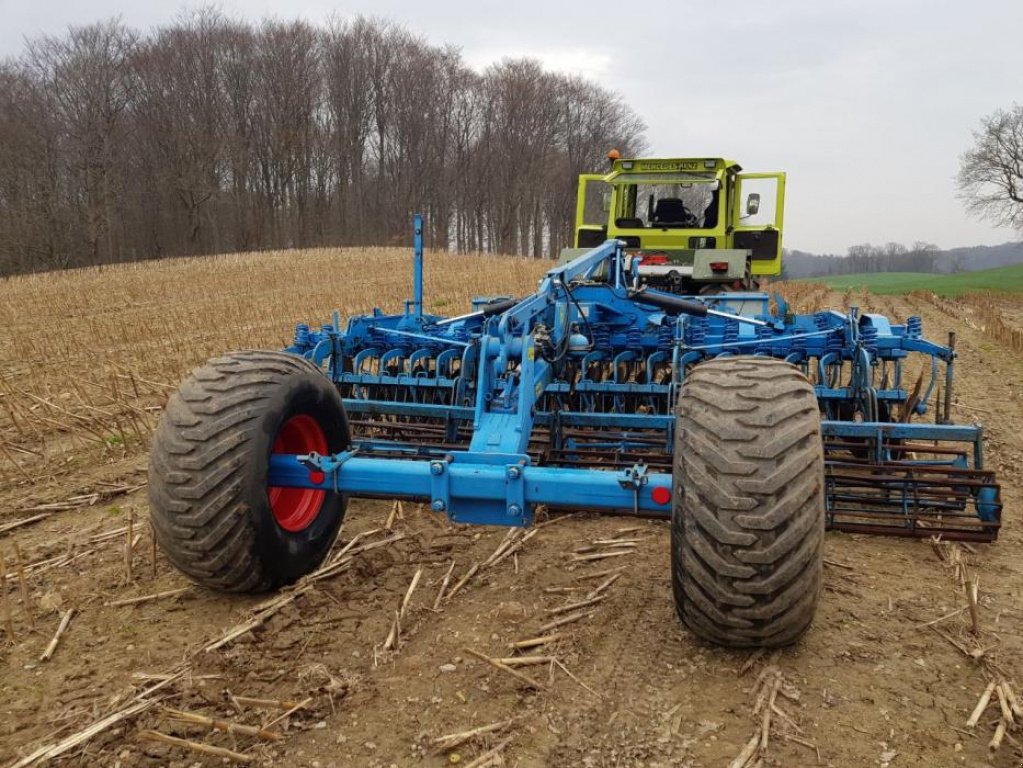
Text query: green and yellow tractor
562 152 786 292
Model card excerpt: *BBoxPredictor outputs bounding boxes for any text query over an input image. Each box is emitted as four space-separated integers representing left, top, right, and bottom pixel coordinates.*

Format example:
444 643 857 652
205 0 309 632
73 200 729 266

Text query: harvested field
1 251 1022 767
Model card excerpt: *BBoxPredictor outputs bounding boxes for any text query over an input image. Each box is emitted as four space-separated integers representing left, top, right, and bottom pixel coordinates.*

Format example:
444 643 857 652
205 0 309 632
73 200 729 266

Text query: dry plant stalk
547 595 606 616
573 565 628 582
163 707 282 741
463 647 544 690
913 606 966 629
494 655 555 667
206 530 405 652
585 572 621 600
1 550 15 641
384 500 404 530
483 529 521 567
125 508 135 583
570 550 632 563
384 567 423 651
532 512 576 529
758 674 783 750
967 574 980 635
728 666 810 768
232 695 303 710
728 734 760 768
40 608 75 661
462 735 513 768
0 440 34 482
261 696 313 730
205 592 302 653
966 680 997 727
106 587 189 608
1001 680 1023 719
539 609 597 633
995 683 1015 724
433 559 456 609
509 633 564 650
10 699 157 768
989 719 1007 752
430 717 520 754
576 542 636 554
0 513 50 535
445 562 480 601
554 658 601 699
13 543 34 628
490 528 538 567
738 648 766 677
138 729 251 763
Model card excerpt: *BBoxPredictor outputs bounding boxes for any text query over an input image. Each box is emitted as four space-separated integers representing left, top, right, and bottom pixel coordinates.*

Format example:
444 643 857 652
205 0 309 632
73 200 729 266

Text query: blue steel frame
270 214 999 533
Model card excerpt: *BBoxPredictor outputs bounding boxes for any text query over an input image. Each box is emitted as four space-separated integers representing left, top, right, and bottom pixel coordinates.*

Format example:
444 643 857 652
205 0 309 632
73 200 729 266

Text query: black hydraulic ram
627 288 768 327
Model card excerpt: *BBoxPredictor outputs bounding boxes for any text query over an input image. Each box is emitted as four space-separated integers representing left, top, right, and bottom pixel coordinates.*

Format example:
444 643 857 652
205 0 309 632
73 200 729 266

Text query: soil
1 292 1022 768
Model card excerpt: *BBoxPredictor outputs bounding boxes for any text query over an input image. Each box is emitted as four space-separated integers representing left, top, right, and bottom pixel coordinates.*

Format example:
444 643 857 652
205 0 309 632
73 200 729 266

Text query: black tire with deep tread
148 350 349 592
672 357 825 647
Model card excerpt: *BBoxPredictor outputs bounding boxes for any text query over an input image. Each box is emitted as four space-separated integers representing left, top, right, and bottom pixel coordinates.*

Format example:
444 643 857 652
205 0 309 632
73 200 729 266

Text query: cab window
619 181 720 228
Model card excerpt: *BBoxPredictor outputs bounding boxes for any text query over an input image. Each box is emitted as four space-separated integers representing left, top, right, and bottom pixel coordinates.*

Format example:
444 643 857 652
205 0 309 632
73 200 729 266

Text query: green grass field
799 262 1023 296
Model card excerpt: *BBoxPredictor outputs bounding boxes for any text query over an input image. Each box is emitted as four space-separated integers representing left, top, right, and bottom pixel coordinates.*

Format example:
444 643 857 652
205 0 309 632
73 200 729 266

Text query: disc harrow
148 204 1003 649
274 225 1002 541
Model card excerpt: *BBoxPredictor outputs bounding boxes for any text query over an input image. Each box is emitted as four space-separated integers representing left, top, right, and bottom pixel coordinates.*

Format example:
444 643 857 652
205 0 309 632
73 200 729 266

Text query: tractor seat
615 217 644 228
652 198 691 228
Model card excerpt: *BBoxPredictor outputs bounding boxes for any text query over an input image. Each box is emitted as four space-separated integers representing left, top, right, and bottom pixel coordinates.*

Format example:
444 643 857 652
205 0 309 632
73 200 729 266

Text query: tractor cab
564 155 785 292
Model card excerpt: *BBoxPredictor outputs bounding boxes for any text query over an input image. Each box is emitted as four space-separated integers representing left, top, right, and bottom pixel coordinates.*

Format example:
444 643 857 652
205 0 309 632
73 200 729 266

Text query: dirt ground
1 288 1022 768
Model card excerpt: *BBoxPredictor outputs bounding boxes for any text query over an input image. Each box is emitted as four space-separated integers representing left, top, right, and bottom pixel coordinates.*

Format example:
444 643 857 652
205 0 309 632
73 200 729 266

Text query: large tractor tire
148 350 349 592
672 357 825 647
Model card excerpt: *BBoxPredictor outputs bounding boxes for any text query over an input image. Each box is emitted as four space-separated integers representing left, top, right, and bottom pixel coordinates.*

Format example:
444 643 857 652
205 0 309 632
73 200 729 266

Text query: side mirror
601 190 611 212
746 193 761 216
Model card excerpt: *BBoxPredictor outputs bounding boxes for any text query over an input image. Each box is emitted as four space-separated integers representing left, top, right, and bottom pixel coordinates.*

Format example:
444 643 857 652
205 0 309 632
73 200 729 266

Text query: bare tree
131 9 235 255
957 104 1023 232
25 21 138 264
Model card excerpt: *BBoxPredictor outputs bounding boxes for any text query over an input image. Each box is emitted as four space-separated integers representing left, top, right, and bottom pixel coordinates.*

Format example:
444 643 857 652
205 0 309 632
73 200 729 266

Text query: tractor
565 152 784 293
148 155 1001 648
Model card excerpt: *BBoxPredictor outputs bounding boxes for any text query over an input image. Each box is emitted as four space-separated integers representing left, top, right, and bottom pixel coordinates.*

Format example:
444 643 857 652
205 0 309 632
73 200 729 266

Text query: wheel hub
269 414 327 532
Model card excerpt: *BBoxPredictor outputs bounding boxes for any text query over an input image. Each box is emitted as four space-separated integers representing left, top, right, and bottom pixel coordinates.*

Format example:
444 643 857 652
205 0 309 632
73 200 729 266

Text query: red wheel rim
269 414 328 532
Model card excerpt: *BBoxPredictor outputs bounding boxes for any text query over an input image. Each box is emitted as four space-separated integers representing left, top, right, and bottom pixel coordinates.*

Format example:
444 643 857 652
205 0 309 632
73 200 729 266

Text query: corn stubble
0 247 547 489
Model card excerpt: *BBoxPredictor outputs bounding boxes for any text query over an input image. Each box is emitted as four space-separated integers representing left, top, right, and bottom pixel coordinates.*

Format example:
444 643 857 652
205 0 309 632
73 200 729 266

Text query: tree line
0 12 646 276
782 240 1023 279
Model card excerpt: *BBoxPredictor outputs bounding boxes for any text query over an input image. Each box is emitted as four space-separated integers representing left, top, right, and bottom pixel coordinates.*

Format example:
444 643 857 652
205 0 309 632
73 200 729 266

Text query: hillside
801 261 1023 295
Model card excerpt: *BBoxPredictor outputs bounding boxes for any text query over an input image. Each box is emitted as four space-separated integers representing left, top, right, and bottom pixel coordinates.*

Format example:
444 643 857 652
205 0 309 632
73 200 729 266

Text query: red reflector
710 261 729 272
640 254 669 265
310 470 325 485
651 486 672 505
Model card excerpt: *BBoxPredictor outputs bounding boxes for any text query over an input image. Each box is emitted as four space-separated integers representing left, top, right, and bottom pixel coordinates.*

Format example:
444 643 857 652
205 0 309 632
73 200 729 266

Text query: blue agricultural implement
149 157 1001 648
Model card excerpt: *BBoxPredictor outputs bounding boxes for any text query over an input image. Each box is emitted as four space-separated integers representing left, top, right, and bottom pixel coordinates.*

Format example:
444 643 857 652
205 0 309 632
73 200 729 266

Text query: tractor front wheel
148 350 349 592
672 357 825 647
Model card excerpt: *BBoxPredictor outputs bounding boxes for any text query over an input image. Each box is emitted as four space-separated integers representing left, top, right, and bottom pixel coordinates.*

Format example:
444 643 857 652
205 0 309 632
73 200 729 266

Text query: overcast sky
2 0 1020 254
